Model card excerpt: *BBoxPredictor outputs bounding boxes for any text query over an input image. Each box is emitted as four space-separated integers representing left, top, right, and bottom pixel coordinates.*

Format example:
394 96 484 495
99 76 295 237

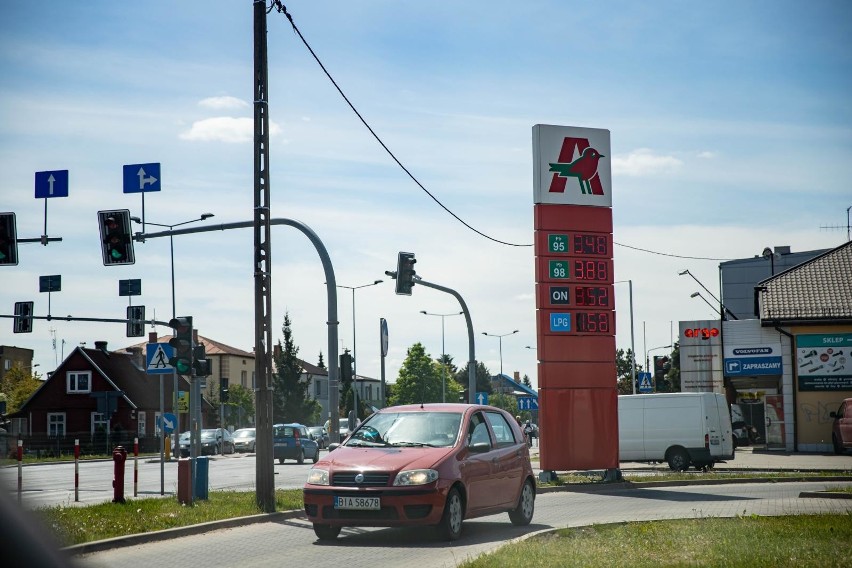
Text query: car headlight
306 468 329 486
393 469 439 486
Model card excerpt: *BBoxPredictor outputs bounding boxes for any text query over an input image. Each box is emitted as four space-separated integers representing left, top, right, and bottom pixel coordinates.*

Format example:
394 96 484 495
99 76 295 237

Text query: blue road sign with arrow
35 170 69 198
517 396 539 411
123 163 161 193
158 413 177 433
475 392 488 405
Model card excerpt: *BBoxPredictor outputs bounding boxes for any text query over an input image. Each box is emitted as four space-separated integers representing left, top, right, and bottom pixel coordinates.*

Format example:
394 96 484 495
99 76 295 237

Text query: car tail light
295 429 301 447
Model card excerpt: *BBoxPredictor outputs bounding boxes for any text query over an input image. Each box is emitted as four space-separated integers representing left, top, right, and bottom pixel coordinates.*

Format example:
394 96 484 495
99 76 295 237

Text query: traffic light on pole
339 352 353 385
194 344 211 377
13 301 34 333
168 316 194 375
97 209 135 266
395 251 416 295
220 377 229 403
0 212 18 266
126 305 145 337
653 356 669 383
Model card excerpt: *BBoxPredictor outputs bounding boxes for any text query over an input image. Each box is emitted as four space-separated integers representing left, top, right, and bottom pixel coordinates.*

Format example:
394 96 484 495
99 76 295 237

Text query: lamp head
678 270 689 276
690 292 700 298
130 216 142 224
201 213 215 221
762 247 772 258
420 310 427 314
373 279 383 285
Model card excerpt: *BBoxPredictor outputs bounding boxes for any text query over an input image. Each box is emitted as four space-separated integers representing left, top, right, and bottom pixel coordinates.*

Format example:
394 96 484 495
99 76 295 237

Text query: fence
6 431 162 459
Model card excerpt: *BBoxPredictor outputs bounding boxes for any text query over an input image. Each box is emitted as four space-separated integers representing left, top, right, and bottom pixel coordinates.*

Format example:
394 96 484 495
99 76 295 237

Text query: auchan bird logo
548 137 606 195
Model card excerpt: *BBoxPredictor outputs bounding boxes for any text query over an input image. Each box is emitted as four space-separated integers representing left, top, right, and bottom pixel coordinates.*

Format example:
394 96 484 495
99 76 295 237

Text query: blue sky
1 1 850 391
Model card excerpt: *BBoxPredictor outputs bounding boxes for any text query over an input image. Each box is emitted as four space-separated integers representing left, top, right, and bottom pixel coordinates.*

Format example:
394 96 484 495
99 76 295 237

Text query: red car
303 403 536 541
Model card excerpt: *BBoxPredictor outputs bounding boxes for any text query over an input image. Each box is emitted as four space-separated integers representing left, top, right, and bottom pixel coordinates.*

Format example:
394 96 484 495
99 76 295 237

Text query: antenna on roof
819 205 852 242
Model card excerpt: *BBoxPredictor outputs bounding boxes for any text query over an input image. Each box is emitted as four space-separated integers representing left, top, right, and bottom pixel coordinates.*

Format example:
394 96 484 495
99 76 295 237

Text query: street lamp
481 330 519 377
337 280 383 419
131 213 215 319
690 291 722 318
678 269 737 320
645 344 672 377
420 310 464 402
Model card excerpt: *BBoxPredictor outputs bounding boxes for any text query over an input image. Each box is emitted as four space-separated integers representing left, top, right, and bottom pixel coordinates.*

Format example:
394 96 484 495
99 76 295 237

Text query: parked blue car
273 423 320 464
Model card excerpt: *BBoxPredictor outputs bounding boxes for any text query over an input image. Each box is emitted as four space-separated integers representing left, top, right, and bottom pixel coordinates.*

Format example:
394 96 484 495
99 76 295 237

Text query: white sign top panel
532 124 612 207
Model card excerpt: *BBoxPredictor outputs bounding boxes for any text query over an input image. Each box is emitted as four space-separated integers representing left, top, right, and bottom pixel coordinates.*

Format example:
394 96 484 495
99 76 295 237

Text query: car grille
403 505 432 519
321 505 399 520
332 472 391 487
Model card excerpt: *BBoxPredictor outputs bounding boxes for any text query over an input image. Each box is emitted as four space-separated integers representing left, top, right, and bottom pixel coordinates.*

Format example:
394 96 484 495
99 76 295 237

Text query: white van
618 392 735 471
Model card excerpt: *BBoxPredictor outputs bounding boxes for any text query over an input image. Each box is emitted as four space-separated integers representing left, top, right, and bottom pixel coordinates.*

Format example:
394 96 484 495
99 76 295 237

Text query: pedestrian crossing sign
146 343 175 374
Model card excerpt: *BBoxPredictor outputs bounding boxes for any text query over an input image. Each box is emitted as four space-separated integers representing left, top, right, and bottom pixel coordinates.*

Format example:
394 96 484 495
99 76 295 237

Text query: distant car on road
174 428 235 457
232 428 257 453
308 426 329 449
273 423 320 464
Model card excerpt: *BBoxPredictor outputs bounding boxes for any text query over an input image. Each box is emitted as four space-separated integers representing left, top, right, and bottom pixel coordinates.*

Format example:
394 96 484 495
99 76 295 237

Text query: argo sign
683 327 720 339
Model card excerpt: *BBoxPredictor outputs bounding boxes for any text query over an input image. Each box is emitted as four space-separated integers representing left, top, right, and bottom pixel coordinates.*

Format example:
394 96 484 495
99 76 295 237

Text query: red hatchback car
303 403 536 541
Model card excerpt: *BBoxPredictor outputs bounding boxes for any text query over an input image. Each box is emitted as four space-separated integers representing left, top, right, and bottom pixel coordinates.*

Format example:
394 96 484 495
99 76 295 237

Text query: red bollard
112 445 128 504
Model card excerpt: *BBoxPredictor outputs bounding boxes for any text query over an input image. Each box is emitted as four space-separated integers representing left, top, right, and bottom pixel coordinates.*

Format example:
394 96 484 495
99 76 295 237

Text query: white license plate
334 496 380 510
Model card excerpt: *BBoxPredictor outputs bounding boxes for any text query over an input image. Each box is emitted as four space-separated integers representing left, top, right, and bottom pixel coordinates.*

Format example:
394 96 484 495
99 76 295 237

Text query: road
0 452 315 510
72 481 852 568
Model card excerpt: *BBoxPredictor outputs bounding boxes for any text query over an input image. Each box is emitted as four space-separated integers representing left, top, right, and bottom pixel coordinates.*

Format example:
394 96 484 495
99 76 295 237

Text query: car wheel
278 458 284 464
297 449 305 465
312 450 320 464
667 448 690 471
833 434 843 455
438 487 463 541
313 523 341 541
508 480 535 526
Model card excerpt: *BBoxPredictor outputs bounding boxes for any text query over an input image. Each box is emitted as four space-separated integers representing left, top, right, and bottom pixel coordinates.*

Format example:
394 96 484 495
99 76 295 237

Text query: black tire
508 480 535 526
297 449 305 465
438 488 464 541
312 450 320 464
833 434 843 455
278 457 284 464
313 524 341 541
667 448 690 471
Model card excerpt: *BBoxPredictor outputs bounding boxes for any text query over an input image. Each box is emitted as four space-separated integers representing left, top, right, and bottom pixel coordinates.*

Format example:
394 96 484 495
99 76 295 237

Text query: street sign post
35 170 69 198
146 343 175 375
123 163 161 193
517 396 539 411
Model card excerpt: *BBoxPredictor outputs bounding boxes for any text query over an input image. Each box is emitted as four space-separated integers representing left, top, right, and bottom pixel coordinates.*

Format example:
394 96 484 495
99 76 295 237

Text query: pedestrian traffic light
340 352 353 385
0 213 18 266
168 316 194 375
13 301 34 333
126 305 145 337
395 251 416 295
194 344 211 377
97 209 135 266
220 377 229 403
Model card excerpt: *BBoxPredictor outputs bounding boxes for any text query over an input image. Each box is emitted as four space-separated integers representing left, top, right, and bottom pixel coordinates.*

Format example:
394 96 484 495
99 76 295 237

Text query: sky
1 1 851 393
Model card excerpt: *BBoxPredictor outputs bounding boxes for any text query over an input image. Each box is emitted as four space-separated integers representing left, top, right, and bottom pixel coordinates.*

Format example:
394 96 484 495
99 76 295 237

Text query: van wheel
833 434 843 455
667 448 690 471
297 449 305 464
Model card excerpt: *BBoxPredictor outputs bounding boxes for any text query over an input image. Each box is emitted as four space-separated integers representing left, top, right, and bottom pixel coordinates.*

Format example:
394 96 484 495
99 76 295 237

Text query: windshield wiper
388 441 438 448
345 440 390 447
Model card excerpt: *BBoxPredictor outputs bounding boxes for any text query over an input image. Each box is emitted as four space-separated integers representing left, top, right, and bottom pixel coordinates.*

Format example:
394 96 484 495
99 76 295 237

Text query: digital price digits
573 259 608 281
575 312 611 333
573 234 608 255
574 286 610 307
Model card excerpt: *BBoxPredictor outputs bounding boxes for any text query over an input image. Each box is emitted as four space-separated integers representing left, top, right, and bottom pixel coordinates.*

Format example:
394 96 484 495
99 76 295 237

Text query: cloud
179 117 281 143
612 148 683 177
697 151 716 159
198 96 249 110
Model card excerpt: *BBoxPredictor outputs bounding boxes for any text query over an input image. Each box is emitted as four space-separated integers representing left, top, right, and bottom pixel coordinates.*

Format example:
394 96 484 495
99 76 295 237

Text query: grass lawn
459 514 852 568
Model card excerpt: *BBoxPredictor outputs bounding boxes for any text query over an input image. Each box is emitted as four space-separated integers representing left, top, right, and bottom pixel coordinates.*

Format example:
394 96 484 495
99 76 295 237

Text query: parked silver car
233 428 257 453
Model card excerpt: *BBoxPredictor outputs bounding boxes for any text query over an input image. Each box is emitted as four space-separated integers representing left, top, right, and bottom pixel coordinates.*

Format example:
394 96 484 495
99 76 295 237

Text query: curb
65 509 304 555
799 491 852 500
536 476 852 493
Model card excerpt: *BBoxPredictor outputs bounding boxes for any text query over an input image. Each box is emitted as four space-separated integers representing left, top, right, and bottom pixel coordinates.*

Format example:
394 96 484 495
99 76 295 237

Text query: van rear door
705 394 734 460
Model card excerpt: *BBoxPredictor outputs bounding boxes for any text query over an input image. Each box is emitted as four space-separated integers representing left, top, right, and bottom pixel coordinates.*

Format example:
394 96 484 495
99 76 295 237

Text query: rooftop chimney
94 341 110 357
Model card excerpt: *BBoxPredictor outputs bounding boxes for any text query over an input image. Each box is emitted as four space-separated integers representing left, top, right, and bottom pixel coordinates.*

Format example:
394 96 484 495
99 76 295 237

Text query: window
241 370 248 388
67 371 91 393
154 412 162 436
485 411 518 446
467 412 491 448
91 412 107 435
137 411 146 437
48 413 66 438
314 379 327 398
4 359 11 370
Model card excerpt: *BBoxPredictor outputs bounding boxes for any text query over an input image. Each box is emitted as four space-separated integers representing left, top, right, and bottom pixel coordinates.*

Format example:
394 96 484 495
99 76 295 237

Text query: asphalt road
71 481 852 568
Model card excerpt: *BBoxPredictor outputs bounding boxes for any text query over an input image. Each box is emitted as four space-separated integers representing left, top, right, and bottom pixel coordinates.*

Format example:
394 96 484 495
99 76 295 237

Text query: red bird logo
548 147 605 195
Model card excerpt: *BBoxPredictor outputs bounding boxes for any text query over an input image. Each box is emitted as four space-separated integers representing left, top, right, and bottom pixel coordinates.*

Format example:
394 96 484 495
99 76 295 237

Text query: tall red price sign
532 125 618 473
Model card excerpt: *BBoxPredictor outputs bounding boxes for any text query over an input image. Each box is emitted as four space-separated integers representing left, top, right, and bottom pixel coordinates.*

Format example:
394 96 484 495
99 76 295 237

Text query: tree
522 374 533 389
0 363 43 415
616 348 641 395
488 392 518 416
272 313 321 425
454 360 493 394
316 352 325 370
658 343 681 392
225 384 255 428
389 343 442 405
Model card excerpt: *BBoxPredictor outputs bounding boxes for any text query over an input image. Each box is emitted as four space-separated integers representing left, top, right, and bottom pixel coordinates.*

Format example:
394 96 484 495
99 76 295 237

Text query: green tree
521 374 532 389
225 384 255 428
488 392 518 415
454 360 493 394
616 348 641 395
0 363 43 415
389 343 442 405
316 352 325 369
272 313 321 425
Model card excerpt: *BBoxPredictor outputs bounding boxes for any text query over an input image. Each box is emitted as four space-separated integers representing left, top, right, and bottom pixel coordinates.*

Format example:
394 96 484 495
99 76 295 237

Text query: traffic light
340 352 353 385
168 316 194 375
220 377 229 403
13 301 34 333
126 305 145 337
194 344 211 377
459 389 470 403
653 356 670 383
97 209 135 266
0 212 18 266
395 251 416 295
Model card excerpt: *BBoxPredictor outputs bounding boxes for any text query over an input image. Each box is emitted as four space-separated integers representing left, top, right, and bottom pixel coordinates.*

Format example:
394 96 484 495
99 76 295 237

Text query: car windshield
234 430 254 439
179 432 191 441
200 430 219 440
345 411 462 448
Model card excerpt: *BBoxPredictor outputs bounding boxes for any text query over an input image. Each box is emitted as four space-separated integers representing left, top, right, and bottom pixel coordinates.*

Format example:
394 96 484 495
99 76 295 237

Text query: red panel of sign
537 335 615 363
538 387 619 470
538 361 616 389
534 231 613 258
535 257 615 284
536 308 617 337
535 283 615 310
534 204 613 232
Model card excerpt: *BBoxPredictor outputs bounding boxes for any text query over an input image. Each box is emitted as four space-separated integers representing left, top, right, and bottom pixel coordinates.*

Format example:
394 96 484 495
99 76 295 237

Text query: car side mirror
469 441 490 454
327 443 340 452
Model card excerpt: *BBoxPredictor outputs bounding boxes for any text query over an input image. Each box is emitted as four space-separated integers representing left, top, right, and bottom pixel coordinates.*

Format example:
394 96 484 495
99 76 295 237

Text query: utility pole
253 0 275 513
